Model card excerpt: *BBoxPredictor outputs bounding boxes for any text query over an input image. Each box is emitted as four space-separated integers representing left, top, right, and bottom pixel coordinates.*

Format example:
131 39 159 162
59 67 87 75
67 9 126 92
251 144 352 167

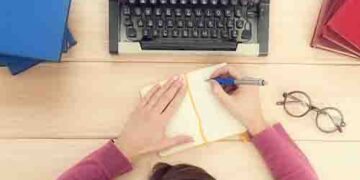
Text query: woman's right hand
210 65 268 135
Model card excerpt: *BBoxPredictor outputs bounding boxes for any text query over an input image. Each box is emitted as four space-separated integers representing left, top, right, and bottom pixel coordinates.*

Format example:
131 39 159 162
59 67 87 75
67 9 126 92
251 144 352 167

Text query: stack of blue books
0 0 76 75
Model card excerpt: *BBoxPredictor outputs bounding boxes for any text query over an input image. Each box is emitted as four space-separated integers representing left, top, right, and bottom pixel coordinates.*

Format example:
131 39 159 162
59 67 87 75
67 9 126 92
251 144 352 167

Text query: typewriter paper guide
140 64 246 156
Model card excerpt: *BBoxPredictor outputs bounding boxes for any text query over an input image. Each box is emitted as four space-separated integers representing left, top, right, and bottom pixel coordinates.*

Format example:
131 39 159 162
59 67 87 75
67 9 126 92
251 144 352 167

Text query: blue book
0 27 77 75
0 0 72 61
0 57 41 75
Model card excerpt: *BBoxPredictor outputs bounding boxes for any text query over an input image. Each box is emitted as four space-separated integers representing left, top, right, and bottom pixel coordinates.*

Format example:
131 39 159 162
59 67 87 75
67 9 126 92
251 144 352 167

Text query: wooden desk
1 0 360 179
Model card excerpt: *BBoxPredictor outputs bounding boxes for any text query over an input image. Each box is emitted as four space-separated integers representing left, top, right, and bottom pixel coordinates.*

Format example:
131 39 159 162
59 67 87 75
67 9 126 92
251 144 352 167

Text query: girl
57 66 318 180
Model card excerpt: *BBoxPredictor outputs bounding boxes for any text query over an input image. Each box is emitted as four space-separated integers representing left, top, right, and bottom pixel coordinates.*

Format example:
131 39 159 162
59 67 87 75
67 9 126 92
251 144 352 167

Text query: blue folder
0 57 41 75
0 27 77 75
0 0 72 61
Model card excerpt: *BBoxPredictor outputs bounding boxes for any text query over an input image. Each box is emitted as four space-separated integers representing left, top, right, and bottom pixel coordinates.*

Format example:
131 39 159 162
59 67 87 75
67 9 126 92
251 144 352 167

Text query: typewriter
109 0 270 56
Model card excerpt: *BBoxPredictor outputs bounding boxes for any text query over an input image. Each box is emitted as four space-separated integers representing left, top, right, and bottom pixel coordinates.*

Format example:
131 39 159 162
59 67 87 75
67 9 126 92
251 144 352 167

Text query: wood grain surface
1 0 360 179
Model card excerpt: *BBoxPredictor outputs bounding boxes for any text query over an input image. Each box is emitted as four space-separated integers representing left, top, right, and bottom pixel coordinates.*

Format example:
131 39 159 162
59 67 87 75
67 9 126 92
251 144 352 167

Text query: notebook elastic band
185 74 249 143
185 74 208 144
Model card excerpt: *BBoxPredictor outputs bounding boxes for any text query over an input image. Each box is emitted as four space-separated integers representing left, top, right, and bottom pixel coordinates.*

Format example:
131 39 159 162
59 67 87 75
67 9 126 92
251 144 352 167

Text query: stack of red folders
311 0 360 58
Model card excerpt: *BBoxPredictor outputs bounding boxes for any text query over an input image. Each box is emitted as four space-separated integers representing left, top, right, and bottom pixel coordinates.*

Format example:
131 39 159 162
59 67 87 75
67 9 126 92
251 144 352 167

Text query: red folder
322 0 360 57
311 0 358 58
323 26 360 57
327 0 360 52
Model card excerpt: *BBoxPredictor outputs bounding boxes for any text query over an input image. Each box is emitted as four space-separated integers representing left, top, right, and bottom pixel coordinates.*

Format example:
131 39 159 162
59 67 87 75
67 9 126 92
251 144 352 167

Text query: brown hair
150 163 216 180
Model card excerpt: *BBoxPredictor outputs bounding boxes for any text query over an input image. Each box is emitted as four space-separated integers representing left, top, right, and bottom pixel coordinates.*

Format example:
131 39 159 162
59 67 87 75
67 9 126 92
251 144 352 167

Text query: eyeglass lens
284 92 311 117
316 108 345 133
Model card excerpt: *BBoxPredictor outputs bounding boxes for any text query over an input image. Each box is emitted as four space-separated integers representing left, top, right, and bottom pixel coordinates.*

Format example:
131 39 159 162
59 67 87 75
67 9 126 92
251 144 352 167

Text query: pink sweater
57 124 318 180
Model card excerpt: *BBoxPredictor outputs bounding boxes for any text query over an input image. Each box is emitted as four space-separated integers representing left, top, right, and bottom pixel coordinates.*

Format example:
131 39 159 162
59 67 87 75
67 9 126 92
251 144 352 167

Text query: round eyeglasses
276 91 346 134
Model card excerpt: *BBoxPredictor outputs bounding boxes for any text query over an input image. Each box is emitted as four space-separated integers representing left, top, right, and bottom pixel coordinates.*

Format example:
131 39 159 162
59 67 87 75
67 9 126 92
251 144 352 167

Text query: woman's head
150 163 216 180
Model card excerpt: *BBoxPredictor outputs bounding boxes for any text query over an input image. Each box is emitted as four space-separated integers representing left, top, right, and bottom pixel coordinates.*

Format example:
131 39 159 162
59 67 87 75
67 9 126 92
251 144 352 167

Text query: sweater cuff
91 141 133 178
251 126 281 150
272 123 288 138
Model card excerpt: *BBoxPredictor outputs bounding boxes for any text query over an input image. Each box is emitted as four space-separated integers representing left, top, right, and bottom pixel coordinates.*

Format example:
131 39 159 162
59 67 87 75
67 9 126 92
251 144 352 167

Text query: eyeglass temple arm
276 100 309 106
276 101 301 105
276 95 311 107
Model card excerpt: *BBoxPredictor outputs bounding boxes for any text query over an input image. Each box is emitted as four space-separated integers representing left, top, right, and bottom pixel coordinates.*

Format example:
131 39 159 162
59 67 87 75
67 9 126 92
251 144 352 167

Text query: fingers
158 135 193 151
224 85 238 94
210 80 232 106
210 65 241 79
147 76 179 108
154 78 184 113
141 84 161 107
162 83 187 117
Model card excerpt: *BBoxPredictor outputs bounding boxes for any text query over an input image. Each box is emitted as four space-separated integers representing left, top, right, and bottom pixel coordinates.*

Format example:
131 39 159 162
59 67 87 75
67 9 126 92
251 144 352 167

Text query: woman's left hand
115 75 193 160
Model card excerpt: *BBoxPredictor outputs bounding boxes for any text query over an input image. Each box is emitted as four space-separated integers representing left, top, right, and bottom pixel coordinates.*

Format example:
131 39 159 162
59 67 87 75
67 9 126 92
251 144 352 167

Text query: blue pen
209 77 267 86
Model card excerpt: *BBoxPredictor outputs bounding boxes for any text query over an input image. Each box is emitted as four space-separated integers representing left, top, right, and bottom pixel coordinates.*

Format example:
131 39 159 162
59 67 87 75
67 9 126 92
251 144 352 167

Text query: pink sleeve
251 123 318 180
57 141 133 180
272 124 314 165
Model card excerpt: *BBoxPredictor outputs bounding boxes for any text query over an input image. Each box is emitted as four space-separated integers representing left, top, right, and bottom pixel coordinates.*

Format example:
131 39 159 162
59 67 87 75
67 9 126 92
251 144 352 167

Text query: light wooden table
1 0 360 179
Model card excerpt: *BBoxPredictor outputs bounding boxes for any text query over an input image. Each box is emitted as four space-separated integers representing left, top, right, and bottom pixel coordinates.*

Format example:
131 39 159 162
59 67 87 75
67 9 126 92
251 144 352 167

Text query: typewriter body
109 0 270 56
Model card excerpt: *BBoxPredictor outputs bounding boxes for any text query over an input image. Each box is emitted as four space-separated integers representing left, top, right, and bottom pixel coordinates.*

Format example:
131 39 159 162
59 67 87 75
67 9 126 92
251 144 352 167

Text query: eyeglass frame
276 91 346 134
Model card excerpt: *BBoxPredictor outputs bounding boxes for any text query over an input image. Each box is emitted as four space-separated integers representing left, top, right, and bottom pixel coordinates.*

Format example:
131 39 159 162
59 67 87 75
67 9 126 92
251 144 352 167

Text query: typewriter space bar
140 39 237 51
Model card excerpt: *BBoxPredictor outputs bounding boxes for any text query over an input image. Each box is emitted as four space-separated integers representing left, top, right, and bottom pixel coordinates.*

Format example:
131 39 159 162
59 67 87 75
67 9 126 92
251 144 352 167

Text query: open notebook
140 64 248 156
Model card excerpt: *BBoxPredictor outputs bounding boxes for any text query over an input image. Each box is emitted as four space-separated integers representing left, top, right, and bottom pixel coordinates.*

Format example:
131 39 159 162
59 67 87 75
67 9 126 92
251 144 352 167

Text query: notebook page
140 81 204 156
187 64 246 142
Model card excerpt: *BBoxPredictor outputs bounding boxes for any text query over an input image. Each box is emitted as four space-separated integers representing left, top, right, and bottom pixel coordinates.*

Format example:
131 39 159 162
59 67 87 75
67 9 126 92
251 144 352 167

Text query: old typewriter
109 0 270 56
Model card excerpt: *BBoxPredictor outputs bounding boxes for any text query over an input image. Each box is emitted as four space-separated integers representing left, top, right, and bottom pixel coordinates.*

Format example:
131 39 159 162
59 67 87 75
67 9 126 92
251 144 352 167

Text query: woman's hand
115 75 193 160
210 66 268 135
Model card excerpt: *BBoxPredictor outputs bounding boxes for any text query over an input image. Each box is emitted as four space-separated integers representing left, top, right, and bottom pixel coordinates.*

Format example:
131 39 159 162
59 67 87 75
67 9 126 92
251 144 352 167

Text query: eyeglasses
276 91 346 134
